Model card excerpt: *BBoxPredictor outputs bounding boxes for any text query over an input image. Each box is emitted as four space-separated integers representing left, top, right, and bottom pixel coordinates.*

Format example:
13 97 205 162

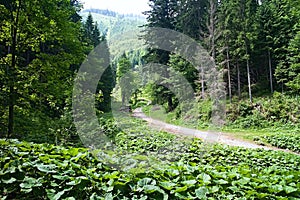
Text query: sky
80 0 150 15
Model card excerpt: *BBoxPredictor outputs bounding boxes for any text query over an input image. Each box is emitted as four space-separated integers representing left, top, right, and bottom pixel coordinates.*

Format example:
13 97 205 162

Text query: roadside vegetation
1 116 300 199
141 92 300 153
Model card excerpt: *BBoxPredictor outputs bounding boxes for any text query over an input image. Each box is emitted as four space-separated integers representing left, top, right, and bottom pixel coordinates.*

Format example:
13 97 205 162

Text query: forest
0 0 300 199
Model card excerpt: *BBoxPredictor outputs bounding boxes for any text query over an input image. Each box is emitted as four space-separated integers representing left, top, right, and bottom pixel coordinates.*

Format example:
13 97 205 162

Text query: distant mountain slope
80 9 147 59
80 9 146 40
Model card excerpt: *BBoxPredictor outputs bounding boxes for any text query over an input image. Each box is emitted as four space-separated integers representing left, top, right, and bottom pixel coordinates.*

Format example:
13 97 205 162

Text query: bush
226 94 300 129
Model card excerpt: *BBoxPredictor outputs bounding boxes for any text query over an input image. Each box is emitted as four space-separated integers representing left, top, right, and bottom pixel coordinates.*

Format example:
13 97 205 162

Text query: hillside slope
80 9 146 41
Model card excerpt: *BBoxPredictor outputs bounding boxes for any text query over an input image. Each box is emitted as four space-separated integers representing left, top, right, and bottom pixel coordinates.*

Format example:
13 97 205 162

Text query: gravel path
133 108 299 155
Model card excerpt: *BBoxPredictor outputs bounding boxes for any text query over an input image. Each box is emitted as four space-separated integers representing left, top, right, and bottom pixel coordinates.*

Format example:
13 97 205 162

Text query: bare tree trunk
209 0 217 60
268 50 273 93
237 60 241 100
167 95 173 112
241 1 252 103
121 92 125 107
226 46 232 103
246 54 252 103
199 0 218 101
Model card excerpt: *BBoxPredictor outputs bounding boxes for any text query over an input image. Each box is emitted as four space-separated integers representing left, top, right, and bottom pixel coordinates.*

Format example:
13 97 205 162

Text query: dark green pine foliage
274 0 300 93
271 0 295 90
217 0 259 101
144 0 178 29
176 0 208 42
168 54 199 92
216 0 235 99
283 0 300 92
116 54 133 107
254 0 277 93
82 13 115 113
83 13 102 49
96 39 115 113
285 31 300 91
143 0 300 107
92 22 102 46
143 0 183 112
244 0 259 102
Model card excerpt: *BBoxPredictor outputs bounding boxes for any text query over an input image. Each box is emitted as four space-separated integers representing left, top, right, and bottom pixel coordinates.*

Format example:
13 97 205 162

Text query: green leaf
284 186 298 194
103 171 119 179
201 173 211 184
36 164 57 173
214 179 228 185
182 179 197 186
90 192 101 200
66 180 78 186
270 184 283 193
2 177 17 184
104 193 113 200
229 186 239 193
51 182 59 187
210 186 219 193
52 175 69 181
53 190 66 200
138 178 156 187
20 177 42 189
195 187 209 199
173 185 188 193
47 188 69 200
20 188 33 193
143 185 161 193
160 181 176 190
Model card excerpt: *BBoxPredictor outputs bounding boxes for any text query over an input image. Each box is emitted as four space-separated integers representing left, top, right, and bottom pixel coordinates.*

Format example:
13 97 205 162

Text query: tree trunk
167 95 173 112
103 92 111 113
268 50 273 93
8 85 14 138
246 54 252 103
209 0 216 60
121 92 125 107
237 60 241 100
226 46 232 103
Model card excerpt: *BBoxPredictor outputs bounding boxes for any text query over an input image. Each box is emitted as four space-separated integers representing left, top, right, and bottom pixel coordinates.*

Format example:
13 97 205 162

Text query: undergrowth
141 93 300 153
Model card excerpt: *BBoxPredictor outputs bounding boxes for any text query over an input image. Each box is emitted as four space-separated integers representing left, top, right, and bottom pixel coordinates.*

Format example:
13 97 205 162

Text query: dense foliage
1 130 300 199
0 0 85 139
144 92 300 129
260 134 300 153
142 94 300 153
0 0 115 142
226 92 300 129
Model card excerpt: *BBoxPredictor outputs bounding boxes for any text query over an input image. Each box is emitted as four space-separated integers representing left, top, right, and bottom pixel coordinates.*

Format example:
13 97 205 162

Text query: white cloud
80 0 150 15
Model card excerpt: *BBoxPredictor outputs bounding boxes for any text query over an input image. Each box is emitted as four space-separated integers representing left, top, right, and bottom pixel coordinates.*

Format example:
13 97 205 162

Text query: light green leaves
36 164 57 173
2 177 17 184
1 138 300 199
20 177 43 193
195 187 209 199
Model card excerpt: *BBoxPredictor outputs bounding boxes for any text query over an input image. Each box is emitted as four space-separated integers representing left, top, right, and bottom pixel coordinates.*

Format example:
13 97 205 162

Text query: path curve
132 108 299 155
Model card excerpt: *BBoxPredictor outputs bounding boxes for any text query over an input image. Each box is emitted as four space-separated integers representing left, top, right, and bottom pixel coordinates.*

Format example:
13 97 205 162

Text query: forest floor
132 108 299 156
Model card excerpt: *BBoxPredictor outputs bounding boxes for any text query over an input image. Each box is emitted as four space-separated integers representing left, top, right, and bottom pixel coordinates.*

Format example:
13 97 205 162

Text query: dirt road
132 108 299 155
